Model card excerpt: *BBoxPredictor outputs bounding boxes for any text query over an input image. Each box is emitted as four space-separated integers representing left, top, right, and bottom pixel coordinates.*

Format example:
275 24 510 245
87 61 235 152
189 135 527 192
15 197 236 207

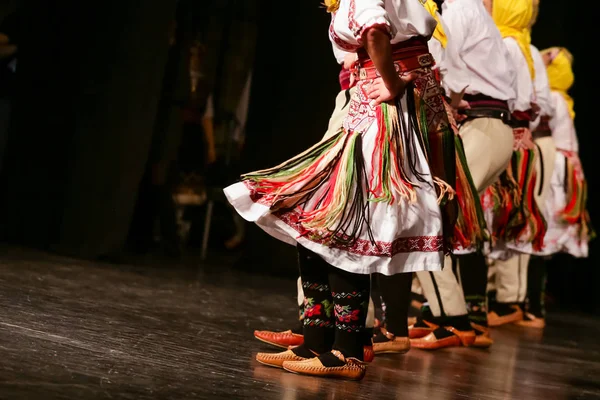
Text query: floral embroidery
304 298 323 318
334 304 361 323
323 299 333 319
303 298 334 327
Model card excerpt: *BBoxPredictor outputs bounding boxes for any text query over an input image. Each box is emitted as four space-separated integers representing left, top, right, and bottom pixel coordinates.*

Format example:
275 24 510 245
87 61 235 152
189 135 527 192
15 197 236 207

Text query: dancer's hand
452 99 470 123
343 53 358 70
366 74 416 106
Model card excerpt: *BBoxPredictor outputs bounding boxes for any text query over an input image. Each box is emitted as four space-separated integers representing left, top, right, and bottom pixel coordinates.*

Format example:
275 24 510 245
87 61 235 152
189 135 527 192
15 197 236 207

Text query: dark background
0 1 596 314
530 2 598 314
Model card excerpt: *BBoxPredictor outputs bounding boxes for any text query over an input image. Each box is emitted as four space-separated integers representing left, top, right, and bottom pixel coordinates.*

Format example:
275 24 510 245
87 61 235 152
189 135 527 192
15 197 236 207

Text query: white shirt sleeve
434 10 470 95
504 37 533 114
331 0 436 49
530 45 553 131
549 92 578 152
332 42 348 65
351 0 395 43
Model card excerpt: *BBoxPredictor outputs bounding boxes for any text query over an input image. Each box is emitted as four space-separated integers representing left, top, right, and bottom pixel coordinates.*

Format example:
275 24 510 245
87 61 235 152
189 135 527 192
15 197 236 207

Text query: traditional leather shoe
515 313 546 329
363 345 375 363
373 336 411 354
256 349 310 368
254 329 304 349
282 350 366 381
287 344 374 363
411 327 476 350
408 320 439 339
488 305 523 327
372 326 411 354
471 323 494 348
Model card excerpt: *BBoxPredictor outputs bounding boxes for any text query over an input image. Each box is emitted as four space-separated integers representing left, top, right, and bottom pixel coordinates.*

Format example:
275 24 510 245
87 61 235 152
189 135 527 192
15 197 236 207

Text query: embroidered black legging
297 244 370 359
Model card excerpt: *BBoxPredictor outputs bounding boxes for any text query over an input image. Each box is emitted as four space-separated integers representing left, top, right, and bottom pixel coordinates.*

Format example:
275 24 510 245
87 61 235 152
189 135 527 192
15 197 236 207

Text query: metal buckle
418 54 432 67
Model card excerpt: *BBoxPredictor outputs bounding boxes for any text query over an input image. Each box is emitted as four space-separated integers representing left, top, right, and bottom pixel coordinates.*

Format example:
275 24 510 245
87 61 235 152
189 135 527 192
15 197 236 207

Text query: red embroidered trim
243 181 443 257
348 0 359 35
330 12 360 52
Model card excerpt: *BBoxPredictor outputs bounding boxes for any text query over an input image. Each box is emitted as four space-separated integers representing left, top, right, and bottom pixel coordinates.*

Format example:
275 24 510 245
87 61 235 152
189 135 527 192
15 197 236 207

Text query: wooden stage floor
0 246 598 399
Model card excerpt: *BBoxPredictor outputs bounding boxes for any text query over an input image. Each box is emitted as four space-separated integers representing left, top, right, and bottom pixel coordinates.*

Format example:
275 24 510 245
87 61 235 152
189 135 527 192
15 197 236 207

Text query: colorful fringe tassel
241 90 436 247
561 151 595 241
436 97 489 252
413 81 456 207
483 134 547 251
452 134 489 250
483 169 517 248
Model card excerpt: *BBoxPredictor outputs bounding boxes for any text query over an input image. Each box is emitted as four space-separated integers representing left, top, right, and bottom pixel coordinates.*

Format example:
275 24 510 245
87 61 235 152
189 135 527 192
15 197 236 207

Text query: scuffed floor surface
0 246 599 399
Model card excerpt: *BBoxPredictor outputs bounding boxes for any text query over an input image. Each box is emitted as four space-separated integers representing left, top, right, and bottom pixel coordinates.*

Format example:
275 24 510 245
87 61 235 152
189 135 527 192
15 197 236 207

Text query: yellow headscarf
543 47 575 119
323 0 340 13
422 0 448 48
493 0 535 80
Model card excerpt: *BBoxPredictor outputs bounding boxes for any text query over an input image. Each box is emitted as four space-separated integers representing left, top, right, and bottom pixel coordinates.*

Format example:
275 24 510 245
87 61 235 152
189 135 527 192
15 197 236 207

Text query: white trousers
488 136 556 303
415 117 514 317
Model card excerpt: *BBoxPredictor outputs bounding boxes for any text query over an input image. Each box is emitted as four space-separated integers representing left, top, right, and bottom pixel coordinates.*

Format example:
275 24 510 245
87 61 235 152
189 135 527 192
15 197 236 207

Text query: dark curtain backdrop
0 0 178 257
532 3 598 314
236 1 339 276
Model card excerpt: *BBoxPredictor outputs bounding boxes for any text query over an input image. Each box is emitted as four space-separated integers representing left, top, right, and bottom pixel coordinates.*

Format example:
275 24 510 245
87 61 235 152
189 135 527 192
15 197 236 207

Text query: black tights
297 245 370 360
374 272 412 337
526 256 546 317
457 252 489 327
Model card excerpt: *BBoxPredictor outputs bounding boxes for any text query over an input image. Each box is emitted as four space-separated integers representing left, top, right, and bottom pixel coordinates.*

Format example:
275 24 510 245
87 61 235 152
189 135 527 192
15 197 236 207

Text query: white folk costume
541 48 594 258
423 0 490 255
226 0 456 276
482 0 546 261
486 43 557 308
413 0 518 325
529 44 556 234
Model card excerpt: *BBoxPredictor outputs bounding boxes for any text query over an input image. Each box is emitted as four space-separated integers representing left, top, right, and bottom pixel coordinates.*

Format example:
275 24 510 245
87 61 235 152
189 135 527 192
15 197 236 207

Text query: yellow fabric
323 0 340 13
493 0 535 80
544 48 575 119
422 0 448 48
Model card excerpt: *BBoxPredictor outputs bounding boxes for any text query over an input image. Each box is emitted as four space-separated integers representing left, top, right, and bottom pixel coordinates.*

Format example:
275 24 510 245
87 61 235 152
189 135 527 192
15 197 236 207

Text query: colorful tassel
560 151 596 241
452 135 489 250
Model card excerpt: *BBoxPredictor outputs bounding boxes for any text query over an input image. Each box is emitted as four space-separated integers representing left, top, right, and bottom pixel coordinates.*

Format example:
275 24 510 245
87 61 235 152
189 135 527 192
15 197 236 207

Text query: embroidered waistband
353 37 432 81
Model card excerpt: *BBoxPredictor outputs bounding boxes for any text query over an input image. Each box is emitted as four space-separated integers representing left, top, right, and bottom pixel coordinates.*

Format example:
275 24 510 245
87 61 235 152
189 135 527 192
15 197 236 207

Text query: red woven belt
354 37 433 81
355 53 434 81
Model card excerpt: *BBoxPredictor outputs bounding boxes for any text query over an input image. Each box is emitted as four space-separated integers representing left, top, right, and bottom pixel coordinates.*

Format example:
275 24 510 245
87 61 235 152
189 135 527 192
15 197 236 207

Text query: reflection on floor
0 246 599 400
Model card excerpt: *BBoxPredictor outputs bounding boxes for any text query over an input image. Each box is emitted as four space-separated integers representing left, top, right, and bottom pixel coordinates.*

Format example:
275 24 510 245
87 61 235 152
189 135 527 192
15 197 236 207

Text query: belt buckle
359 68 367 80
418 54 432 67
